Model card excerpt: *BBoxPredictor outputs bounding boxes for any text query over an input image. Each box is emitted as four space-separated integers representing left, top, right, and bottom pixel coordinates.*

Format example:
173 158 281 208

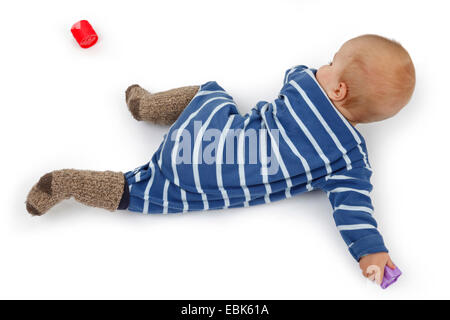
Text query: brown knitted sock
125 84 199 125
26 169 125 216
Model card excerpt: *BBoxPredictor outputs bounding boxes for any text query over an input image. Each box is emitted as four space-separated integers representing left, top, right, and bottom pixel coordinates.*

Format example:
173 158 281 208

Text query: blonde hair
339 35 416 120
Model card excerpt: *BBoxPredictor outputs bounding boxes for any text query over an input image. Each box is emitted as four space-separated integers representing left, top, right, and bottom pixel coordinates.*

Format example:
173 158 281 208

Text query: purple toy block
381 266 402 289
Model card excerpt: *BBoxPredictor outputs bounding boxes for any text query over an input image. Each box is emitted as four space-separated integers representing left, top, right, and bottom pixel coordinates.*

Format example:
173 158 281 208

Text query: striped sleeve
283 65 308 84
321 167 388 261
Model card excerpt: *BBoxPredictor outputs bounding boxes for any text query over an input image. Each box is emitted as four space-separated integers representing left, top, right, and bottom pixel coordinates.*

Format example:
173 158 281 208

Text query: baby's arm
321 167 393 283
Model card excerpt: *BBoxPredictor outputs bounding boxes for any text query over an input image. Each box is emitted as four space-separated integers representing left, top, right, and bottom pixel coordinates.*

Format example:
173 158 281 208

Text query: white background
1 0 449 299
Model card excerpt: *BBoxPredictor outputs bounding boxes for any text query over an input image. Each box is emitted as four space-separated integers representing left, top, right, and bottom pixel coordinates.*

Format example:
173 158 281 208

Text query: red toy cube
71 20 98 48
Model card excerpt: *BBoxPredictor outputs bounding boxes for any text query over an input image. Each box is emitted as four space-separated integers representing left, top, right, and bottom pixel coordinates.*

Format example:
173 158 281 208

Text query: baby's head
316 34 415 125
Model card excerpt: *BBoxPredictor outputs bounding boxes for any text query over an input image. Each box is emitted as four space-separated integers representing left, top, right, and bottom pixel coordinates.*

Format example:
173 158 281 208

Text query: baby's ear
331 82 348 102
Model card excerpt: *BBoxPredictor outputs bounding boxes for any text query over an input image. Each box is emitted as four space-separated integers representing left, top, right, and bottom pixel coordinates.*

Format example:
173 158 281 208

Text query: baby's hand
359 252 395 285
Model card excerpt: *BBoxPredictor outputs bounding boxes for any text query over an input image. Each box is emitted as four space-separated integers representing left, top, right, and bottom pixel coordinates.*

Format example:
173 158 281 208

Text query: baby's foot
26 172 66 216
25 170 125 216
125 84 150 121
125 84 199 125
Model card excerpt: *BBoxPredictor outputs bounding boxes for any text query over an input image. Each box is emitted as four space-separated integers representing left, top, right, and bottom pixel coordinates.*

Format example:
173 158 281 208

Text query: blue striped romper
124 65 388 261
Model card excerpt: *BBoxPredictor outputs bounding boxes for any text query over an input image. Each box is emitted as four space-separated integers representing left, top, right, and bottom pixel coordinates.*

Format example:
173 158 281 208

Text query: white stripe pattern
216 115 236 208
272 101 313 191
134 172 141 183
334 205 373 214
171 96 233 186
170 96 234 211
330 187 370 197
260 104 292 198
238 117 252 206
143 161 156 214
260 118 272 203
162 180 170 214
195 90 231 97
282 94 332 175
325 175 357 181
337 224 376 231
289 80 352 170
284 67 298 84
193 101 235 209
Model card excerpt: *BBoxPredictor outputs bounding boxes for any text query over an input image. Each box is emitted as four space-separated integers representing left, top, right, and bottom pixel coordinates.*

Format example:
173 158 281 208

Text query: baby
26 34 415 285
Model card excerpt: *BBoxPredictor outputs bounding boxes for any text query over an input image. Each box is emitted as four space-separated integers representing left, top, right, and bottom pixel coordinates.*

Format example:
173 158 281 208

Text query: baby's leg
26 170 128 216
125 85 199 125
